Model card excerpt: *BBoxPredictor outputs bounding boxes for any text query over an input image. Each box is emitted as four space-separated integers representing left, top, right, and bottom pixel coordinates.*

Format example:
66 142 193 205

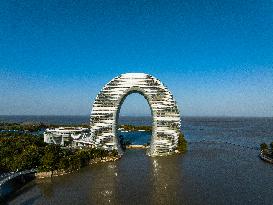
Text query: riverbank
36 155 120 178
0 155 120 202
260 151 273 164
0 135 119 176
118 124 152 132
6 143 273 205
259 142 273 164
126 144 147 149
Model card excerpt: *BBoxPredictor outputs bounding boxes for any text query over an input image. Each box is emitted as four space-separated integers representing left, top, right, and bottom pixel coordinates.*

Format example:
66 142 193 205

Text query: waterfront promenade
0 169 36 186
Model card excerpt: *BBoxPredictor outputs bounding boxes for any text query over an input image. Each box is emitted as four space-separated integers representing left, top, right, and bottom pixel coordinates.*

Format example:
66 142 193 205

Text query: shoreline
126 145 147 149
259 151 273 164
36 156 121 179
0 156 120 201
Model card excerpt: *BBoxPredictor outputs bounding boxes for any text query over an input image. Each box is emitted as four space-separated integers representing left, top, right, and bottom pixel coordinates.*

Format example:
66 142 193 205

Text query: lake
2 116 273 204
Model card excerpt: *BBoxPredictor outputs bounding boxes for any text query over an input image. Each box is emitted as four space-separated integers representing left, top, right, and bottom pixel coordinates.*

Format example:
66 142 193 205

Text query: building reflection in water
88 151 182 204
36 151 182 204
37 177 54 199
150 155 181 205
88 162 118 204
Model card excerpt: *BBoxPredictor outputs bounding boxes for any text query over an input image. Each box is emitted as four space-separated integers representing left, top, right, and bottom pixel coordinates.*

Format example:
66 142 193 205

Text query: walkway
0 169 36 187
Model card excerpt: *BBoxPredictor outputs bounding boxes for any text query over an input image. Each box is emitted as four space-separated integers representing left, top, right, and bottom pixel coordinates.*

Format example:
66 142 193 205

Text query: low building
44 127 91 147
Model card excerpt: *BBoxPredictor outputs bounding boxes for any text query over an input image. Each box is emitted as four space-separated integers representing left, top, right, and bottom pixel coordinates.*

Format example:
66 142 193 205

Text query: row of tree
260 142 273 157
0 134 118 174
0 122 49 132
1 122 154 133
0 122 89 132
119 124 152 132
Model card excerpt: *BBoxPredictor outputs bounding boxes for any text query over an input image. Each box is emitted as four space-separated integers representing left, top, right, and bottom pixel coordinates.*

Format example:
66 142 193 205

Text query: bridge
0 169 37 199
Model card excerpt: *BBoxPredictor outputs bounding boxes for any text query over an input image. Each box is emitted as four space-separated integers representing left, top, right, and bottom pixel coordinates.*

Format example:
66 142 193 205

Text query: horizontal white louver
90 73 181 156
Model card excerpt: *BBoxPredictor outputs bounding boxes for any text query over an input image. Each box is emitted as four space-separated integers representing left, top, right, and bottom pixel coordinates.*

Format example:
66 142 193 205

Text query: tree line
119 124 152 132
0 122 89 132
0 134 117 175
260 142 273 158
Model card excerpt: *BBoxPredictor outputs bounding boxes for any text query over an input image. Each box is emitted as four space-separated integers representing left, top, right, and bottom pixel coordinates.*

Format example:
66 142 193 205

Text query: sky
0 0 273 117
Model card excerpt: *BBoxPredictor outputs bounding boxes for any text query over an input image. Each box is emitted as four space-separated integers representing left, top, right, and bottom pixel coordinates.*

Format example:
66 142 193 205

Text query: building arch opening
90 73 181 156
116 92 153 151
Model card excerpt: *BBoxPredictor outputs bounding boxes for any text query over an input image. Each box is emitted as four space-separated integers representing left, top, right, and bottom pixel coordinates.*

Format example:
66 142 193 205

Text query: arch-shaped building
90 73 181 156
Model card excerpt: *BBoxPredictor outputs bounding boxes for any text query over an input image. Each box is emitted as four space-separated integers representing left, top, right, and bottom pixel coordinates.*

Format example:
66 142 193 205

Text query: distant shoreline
1 115 273 118
1 115 272 126
126 145 147 149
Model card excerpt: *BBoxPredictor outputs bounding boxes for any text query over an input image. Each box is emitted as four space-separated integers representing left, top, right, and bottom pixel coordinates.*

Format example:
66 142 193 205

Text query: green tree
270 142 273 157
260 143 268 153
59 156 71 171
17 145 40 171
0 135 46 172
40 144 62 176
69 155 81 171
177 132 187 153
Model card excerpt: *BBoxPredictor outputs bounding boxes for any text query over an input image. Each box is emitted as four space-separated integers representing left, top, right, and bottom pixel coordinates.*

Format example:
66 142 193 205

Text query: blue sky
0 0 273 117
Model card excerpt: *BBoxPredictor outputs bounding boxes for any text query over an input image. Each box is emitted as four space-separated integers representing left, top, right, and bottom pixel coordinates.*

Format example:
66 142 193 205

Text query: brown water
7 142 273 205
3 116 273 204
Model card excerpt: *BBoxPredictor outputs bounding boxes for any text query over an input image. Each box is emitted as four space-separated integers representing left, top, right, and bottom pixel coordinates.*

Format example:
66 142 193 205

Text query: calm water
2 116 273 204
1 115 273 147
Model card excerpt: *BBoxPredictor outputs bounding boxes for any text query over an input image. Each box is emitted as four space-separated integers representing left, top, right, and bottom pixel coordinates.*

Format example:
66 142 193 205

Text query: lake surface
2 116 273 204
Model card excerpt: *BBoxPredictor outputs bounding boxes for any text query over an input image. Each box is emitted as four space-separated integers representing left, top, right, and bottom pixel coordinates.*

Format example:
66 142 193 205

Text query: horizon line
0 114 273 118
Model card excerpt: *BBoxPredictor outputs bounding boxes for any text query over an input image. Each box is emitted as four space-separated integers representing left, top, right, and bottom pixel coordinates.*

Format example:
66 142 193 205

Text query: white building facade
90 73 181 156
44 127 91 147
